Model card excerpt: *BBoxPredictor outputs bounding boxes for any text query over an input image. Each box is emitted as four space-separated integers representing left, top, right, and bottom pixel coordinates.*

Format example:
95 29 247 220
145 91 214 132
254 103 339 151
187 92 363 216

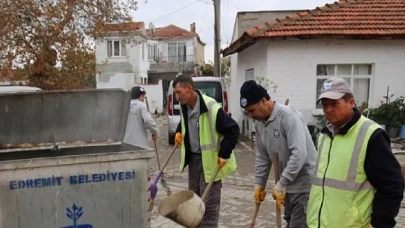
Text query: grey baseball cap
317 77 352 103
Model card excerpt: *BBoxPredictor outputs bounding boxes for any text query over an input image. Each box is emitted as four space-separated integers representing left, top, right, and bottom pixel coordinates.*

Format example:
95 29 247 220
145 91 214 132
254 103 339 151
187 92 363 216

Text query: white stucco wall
231 40 268 130
96 73 134 91
95 36 144 72
95 36 150 88
232 39 405 126
95 35 199 89
266 39 405 124
136 80 164 114
229 54 238 116
139 41 150 81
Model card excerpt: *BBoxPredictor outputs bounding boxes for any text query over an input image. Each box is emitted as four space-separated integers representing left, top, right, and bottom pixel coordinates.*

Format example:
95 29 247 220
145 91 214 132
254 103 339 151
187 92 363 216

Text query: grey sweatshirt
123 99 159 149
255 102 317 193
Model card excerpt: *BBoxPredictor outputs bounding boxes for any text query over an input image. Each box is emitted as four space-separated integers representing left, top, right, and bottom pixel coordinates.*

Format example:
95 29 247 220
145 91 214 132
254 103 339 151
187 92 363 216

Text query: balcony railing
149 55 195 73
150 55 194 63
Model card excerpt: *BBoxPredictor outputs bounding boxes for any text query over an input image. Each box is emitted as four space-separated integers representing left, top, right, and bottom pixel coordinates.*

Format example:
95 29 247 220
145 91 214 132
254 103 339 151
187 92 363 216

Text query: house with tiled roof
146 23 206 84
95 21 149 90
222 0 405 134
95 21 205 88
227 10 304 136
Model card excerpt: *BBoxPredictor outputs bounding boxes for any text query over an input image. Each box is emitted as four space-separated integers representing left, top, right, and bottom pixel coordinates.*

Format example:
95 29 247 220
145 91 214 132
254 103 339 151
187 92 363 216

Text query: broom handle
201 164 221 201
145 96 161 170
274 152 282 228
161 144 178 172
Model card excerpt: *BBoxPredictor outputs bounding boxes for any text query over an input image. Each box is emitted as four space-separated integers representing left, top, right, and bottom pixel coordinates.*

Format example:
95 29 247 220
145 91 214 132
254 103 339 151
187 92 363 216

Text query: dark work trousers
188 152 222 228
284 192 309 228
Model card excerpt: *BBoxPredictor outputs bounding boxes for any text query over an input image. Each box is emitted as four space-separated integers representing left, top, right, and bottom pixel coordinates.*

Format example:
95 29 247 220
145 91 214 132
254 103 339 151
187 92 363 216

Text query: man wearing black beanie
240 80 317 228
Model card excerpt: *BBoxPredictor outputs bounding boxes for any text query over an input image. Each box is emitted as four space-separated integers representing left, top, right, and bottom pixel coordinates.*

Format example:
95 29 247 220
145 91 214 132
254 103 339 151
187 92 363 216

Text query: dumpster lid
0 89 131 150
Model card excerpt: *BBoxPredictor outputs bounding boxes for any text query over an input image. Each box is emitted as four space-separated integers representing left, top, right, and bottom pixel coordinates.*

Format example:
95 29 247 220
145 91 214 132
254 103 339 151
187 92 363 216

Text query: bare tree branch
0 0 139 89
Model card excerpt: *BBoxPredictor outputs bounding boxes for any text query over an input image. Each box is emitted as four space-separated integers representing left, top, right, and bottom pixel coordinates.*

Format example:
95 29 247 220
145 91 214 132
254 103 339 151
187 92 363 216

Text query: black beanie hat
131 86 146 99
240 80 268 108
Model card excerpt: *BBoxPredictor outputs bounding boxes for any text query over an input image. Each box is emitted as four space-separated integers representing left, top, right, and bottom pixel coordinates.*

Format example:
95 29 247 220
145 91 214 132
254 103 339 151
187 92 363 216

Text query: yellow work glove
254 184 266 204
271 181 286 211
175 133 182 145
217 157 228 168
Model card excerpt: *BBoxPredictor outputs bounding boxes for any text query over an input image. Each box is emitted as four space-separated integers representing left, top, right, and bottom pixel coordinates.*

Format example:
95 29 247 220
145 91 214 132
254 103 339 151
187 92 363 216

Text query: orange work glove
217 157 228 168
175 133 182 145
271 181 286 211
254 184 266 204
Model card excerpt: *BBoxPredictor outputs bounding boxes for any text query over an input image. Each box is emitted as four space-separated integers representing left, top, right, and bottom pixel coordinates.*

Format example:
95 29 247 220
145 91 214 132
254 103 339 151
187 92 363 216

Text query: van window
172 81 223 115
195 81 222 103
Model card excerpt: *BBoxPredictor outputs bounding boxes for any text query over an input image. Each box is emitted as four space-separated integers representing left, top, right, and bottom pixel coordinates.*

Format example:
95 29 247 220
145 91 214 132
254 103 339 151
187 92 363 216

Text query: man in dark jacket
173 74 240 227
306 77 404 228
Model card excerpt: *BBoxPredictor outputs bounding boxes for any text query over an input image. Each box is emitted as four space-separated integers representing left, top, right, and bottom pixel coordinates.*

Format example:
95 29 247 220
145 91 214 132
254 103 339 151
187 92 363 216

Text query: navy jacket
175 90 240 167
322 108 404 228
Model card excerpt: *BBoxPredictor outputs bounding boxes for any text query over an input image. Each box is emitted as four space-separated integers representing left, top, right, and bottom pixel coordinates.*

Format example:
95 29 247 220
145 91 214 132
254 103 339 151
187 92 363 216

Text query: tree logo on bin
61 203 93 228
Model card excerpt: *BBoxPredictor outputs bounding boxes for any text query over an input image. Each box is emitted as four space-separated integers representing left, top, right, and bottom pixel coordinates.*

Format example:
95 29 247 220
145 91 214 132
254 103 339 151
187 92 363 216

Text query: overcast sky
131 0 335 62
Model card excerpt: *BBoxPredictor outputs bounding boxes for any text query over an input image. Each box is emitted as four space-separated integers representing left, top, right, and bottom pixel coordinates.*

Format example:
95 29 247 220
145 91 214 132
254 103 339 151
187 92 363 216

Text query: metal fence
151 55 194 63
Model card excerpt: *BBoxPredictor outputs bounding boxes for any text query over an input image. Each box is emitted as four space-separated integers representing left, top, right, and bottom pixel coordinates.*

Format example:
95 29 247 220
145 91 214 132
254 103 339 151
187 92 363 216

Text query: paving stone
146 115 405 227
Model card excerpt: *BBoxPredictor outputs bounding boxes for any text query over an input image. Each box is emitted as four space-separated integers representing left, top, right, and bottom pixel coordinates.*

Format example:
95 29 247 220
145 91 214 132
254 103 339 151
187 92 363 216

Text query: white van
0 86 42 94
166 76 228 145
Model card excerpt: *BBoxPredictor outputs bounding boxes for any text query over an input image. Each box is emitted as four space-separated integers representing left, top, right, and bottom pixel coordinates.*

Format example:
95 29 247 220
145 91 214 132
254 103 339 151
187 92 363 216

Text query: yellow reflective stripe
313 120 375 191
179 99 218 152
204 100 218 151
313 177 373 191
318 134 327 152
315 134 327 172
201 144 216 151
347 120 374 181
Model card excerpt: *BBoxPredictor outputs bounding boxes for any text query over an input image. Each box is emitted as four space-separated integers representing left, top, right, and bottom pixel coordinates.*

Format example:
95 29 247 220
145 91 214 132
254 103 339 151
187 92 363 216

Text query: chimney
190 22 196 33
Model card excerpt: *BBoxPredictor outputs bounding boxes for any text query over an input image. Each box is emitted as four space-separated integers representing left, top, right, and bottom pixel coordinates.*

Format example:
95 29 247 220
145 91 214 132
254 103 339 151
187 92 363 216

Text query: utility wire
151 0 200 23
224 0 230 44
197 24 214 33
229 0 240 11
197 0 212 4
197 0 210 33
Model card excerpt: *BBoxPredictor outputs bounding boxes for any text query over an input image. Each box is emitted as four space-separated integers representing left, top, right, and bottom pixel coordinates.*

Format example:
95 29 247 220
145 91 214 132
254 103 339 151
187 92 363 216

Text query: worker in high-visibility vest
240 80 317 227
307 77 404 228
173 74 240 227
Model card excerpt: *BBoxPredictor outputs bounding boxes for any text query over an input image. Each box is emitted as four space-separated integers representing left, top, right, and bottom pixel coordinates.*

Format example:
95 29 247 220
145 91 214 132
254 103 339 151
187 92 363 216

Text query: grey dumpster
0 89 154 228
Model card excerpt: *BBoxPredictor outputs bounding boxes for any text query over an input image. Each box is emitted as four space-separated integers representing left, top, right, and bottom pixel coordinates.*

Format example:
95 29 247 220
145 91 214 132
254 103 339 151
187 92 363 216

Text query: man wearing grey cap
124 86 159 149
240 80 317 228
306 77 404 228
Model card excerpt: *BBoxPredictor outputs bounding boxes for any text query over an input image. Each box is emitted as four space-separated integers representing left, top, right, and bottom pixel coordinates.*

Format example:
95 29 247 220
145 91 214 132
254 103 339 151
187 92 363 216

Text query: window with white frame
245 68 254 81
316 64 373 108
167 42 187 62
148 44 158 61
107 40 126 57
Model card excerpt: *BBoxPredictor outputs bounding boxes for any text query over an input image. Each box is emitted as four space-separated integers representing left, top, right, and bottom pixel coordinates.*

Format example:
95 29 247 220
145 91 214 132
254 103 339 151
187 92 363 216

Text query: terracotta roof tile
222 0 405 56
103 21 145 32
146 24 196 39
248 0 405 38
